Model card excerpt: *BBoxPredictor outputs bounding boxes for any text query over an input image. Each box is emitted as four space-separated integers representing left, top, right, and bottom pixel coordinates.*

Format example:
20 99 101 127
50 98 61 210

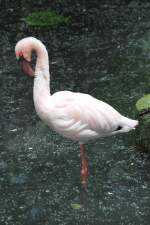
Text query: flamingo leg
80 144 88 188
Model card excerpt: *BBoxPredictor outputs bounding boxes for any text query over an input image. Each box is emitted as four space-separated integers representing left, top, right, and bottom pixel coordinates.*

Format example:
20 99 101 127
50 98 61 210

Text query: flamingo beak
19 56 34 77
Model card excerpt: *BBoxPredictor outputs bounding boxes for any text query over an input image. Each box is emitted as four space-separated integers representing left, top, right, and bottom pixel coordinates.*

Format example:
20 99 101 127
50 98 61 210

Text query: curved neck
33 42 51 115
35 44 49 73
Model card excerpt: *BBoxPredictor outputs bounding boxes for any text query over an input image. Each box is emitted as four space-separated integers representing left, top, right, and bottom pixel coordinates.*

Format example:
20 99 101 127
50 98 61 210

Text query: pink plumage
15 37 138 187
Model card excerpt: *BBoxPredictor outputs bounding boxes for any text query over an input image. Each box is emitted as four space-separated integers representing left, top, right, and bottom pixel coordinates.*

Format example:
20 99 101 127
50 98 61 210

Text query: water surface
0 1 150 224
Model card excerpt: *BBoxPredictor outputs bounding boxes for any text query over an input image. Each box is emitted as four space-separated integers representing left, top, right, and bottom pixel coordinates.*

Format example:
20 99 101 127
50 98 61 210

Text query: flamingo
15 37 138 187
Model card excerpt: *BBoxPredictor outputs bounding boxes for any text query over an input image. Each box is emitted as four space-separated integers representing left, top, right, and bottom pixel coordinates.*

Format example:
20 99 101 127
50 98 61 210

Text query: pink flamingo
15 37 138 187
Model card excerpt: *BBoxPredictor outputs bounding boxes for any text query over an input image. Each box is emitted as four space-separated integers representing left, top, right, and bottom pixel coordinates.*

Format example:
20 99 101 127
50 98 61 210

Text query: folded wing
49 91 123 142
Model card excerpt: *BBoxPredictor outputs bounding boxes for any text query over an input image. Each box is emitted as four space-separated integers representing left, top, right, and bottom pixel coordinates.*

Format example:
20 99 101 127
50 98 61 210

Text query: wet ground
0 0 150 224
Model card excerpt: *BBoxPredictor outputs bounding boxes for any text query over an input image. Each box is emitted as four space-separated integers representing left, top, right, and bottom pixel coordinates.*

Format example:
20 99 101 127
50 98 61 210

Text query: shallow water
1 1 150 225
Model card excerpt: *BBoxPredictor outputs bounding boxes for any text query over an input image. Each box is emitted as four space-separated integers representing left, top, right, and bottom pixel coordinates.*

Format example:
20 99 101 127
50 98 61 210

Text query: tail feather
120 116 138 132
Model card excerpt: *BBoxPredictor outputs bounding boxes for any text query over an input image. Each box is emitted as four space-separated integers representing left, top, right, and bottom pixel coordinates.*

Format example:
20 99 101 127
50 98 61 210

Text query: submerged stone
26 206 45 225
10 173 28 185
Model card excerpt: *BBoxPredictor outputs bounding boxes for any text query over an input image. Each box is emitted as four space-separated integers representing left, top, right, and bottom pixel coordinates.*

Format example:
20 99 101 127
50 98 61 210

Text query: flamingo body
15 37 138 186
40 90 137 143
15 37 138 143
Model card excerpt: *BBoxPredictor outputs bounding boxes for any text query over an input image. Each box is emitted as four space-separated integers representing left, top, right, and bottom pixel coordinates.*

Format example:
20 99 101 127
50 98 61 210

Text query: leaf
136 94 150 111
70 203 83 210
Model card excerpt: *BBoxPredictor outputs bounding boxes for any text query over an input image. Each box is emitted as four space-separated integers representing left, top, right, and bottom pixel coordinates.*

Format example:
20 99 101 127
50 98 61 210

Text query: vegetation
136 94 150 112
24 11 70 27
135 94 150 152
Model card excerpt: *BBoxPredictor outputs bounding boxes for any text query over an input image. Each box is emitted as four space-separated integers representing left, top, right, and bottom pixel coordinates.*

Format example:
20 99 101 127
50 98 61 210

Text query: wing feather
50 91 122 141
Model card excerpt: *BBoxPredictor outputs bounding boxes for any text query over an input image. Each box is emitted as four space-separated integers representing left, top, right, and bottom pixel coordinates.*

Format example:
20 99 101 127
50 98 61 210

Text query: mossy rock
135 119 150 152
135 94 150 152
24 11 70 27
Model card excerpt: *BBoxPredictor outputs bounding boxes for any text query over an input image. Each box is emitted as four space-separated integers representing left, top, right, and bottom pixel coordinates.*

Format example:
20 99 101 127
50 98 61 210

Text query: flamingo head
15 37 35 77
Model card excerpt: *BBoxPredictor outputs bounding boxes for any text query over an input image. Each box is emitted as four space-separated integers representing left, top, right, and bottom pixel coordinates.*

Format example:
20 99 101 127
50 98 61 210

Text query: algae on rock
24 11 70 27
135 94 150 152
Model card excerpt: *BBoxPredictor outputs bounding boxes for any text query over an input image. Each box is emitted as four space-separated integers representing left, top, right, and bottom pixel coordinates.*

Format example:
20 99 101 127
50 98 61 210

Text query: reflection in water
1 1 150 225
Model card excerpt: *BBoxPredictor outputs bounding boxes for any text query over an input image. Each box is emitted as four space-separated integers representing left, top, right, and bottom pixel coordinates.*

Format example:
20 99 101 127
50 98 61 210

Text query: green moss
24 11 70 27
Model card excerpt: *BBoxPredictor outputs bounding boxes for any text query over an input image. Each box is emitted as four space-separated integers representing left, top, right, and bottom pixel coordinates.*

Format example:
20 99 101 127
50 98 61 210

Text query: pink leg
80 144 88 188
